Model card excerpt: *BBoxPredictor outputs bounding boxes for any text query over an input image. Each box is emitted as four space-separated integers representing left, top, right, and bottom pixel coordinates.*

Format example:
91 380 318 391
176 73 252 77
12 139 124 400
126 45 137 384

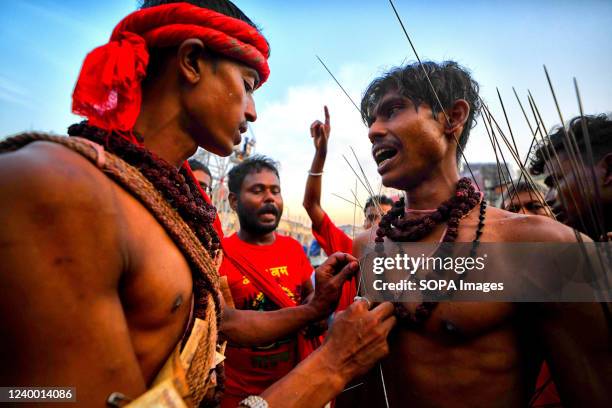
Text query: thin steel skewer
332 192 364 210
511 87 548 205
480 98 548 210
316 55 363 118
387 0 480 191
343 154 377 200
540 69 601 235
379 363 390 408
528 92 585 229
573 78 606 239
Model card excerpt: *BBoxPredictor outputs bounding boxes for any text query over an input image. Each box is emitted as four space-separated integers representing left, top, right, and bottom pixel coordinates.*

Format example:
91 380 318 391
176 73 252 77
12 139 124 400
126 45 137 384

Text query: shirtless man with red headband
0 1 395 407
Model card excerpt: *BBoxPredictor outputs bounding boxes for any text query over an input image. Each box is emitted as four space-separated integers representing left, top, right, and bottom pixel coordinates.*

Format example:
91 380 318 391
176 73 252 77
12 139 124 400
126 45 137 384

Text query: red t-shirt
219 233 313 406
532 362 561 406
312 211 353 256
312 212 357 312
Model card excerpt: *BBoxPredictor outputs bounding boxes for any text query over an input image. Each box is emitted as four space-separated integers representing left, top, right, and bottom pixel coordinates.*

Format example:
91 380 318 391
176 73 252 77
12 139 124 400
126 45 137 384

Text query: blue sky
1 0 611 223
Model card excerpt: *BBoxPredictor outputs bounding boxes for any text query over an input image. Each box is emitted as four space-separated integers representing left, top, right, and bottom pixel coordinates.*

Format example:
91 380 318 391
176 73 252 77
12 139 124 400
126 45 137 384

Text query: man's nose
545 187 558 207
262 189 276 203
245 95 257 122
368 119 386 143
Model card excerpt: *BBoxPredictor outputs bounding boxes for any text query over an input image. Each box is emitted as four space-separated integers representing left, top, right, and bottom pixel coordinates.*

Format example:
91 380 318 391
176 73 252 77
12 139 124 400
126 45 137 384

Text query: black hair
139 0 268 80
360 61 480 162
364 195 393 214
227 155 279 194
188 158 212 179
502 180 545 205
140 0 257 27
530 114 612 175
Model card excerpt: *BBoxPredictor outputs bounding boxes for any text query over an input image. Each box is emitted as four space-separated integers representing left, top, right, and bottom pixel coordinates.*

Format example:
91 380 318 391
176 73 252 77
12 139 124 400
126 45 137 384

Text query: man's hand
321 301 396 381
307 252 358 319
310 105 331 156
259 300 396 407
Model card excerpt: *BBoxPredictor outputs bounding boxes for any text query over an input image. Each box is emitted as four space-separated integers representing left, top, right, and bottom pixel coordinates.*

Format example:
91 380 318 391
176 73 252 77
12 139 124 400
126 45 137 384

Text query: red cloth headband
72 2 270 133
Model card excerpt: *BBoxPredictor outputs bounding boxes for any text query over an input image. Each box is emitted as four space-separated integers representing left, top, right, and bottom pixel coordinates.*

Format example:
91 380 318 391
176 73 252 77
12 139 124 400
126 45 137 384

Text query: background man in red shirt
220 155 319 407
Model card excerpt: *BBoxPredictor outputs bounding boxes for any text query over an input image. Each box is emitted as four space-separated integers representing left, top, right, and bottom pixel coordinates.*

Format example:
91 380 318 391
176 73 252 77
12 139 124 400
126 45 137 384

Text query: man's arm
303 106 330 230
533 302 611 406
0 143 146 405
220 252 357 346
525 217 611 406
260 301 396 407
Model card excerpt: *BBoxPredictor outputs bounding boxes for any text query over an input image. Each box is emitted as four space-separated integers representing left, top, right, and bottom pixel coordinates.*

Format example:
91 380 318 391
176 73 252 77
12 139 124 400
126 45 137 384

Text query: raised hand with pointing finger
310 105 331 156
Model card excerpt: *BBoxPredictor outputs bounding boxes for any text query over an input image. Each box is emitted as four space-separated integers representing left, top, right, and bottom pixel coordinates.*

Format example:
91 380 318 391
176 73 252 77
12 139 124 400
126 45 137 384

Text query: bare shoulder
0 140 115 200
0 141 147 396
352 227 376 258
0 140 127 284
484 206 585 243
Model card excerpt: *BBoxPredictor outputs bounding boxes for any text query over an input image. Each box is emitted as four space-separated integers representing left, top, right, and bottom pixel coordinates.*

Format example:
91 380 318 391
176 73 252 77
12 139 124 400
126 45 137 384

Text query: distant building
460 162 513 204
277 217 313 247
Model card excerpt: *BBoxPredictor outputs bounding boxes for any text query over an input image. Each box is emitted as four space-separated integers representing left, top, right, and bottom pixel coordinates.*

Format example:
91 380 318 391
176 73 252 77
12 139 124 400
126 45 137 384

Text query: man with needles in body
338 60 611 407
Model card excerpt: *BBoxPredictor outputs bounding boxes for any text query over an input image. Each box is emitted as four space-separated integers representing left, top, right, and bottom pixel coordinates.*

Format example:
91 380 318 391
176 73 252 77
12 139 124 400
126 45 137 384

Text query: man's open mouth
373 146 399 167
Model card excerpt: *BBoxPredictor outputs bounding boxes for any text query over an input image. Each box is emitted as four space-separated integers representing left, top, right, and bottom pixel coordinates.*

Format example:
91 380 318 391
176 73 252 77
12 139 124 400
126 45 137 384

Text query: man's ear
601 152 612 186
444 99 470 139
177 38 206 85
228 192 238 211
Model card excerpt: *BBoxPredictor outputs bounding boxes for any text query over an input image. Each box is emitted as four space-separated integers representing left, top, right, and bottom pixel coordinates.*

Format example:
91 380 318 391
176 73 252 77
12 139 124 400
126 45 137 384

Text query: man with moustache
340 61 610 407
219 155 321 407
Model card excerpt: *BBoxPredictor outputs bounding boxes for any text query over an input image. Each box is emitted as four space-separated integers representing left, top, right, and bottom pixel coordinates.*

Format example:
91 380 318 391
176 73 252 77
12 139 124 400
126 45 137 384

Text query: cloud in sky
252 63 385 226
0 76 32 108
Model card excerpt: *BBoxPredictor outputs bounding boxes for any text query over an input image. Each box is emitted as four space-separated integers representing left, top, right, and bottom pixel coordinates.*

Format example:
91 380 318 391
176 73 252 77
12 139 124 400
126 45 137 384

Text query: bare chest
115 185 195 382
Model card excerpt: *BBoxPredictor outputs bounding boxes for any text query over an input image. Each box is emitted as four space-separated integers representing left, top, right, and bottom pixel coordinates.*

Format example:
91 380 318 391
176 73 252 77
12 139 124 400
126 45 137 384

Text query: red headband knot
72 2 270 133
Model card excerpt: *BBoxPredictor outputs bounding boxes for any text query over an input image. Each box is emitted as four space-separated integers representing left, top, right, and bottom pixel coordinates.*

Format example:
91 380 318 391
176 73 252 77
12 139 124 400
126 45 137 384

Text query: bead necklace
374 178 487 327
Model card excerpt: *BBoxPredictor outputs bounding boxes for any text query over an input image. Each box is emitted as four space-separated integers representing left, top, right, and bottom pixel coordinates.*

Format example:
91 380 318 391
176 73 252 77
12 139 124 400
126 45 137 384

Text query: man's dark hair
188 158 212 179
502 181 545 206
228 155 279 194
360 61 481 162
364 195 393 214
530 114 612 175
140 0 267 80
140 0 257 26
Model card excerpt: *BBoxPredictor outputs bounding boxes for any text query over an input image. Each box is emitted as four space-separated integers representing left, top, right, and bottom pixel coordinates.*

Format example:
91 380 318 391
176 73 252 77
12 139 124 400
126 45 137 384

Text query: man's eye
387 105 402 117
244 80 254 93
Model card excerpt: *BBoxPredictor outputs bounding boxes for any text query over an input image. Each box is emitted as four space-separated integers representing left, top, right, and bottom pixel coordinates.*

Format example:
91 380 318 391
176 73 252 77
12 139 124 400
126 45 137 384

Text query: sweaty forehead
242 168 279 188
373 91 405 112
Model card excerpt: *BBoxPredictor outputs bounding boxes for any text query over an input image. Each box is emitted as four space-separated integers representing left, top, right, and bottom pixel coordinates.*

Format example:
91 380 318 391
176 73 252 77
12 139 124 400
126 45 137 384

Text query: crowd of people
0 0 610 407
